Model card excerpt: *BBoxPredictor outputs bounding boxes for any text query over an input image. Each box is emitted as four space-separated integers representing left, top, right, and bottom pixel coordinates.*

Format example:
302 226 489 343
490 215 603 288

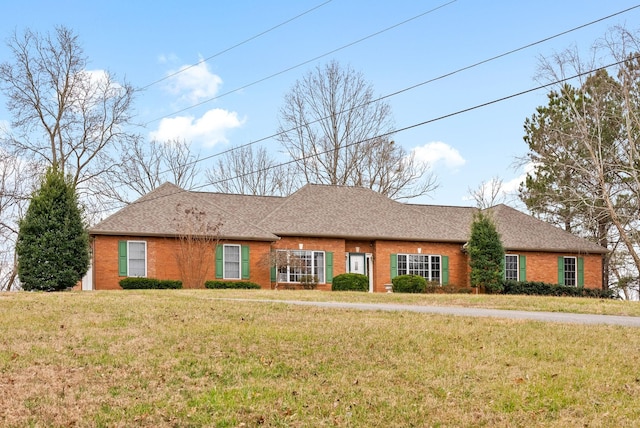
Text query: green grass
0 290 638 427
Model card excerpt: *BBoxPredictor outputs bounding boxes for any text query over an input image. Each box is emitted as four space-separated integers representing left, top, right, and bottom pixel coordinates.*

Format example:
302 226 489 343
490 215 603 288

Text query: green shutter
325 252 333 284
241 245 250 279
519 255 527 282
390 254 397 279
577 257 584 287
270 266 276 283
558 256 565 285
215 245 223 279
441 255 449 285
118 240 127 276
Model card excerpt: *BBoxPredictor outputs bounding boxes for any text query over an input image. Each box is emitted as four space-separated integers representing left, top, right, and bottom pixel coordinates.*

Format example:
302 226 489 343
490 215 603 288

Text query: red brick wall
92 235 604 291
92 235 273 290
515 251 603 289
373 241 469 292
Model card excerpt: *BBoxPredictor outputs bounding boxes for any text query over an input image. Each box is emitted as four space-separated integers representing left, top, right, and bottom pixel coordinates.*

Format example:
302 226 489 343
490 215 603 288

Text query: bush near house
392 275 427 293
332 273 369 291
119 278 182 289
502 280 616 298
205 281 261 289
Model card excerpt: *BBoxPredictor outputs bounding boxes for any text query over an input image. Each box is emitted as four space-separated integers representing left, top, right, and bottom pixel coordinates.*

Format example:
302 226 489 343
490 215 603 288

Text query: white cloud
149 108 245 147
166 58 222 104
502 161 536 194
412 141 466 170
157 53 179 64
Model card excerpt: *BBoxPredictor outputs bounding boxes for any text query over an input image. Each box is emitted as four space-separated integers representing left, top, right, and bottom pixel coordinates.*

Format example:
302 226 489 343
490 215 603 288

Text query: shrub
468 212 505 293
16 167 89 291
299 275 319 290
205 281 261 289
502 280 616 298
332 273 369 291
392 275 427 293
119 278 182 290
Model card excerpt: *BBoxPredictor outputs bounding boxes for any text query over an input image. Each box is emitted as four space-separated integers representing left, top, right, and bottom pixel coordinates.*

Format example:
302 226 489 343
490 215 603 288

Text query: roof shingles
89 183 607 254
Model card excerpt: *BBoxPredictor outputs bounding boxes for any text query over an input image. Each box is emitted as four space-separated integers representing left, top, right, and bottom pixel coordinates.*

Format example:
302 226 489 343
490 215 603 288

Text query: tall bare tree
467 177 507 209
276 60 436 200
520 26 640 292
205 144 297 196
173 204 222 289
0 26 136 194
0 150 40 290
98 137 202 205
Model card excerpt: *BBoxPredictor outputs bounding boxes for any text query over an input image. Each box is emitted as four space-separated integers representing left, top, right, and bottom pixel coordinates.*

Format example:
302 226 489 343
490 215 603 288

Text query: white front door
349 253 374 292
349 253 366 275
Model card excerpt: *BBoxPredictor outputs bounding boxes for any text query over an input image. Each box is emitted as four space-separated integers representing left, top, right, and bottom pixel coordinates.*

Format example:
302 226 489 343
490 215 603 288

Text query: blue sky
2 1 639 207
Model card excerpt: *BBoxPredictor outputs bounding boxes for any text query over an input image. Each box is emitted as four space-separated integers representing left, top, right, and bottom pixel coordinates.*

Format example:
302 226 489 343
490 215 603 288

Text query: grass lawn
0 289 639 427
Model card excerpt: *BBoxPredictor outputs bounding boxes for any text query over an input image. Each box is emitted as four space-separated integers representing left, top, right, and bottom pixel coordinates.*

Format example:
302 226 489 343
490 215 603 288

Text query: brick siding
91 235 604 291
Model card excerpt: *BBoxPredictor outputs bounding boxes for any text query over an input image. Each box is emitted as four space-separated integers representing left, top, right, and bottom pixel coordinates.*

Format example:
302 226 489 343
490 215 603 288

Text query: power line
137 0 334 91
92 4 640 214
158 3 640 173
102 54 640 215
143 0 458 126
206 57 639 187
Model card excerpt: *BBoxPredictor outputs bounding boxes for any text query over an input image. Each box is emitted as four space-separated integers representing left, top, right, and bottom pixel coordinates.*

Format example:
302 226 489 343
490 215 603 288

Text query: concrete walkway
222 298 640 327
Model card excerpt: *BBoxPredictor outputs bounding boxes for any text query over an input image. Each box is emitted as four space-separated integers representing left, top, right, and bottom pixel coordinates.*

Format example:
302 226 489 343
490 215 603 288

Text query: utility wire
100 54 639 215
143 0 458 125
137 0 334 91
92 4 640 214
157 4 640 173
206 57 640 186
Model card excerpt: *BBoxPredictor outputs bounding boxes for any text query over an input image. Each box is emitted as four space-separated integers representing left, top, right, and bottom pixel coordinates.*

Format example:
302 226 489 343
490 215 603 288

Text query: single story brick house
87 182 607 292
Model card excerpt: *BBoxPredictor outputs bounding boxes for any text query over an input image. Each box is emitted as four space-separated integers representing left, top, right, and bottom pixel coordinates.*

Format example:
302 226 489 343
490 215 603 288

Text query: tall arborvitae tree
16 167 89 291
468 211 505 293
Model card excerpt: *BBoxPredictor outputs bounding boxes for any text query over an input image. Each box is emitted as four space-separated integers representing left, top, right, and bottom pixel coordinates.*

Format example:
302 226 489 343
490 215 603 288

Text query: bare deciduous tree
0 26 136 193
276 60 436 200
206 144 297 196
173 204 222 289
521 26 640 293
0 150 39 290
99 138 202 205
468 177 506 209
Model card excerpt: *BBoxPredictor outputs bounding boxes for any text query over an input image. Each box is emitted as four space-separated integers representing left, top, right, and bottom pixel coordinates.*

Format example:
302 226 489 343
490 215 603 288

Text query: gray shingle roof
89 183 607 254
485 204 607 254
89 183 280 241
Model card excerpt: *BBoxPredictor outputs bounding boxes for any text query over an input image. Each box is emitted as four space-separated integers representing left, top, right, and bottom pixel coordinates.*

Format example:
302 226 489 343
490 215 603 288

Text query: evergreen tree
16 167 89 291
468 211 505 293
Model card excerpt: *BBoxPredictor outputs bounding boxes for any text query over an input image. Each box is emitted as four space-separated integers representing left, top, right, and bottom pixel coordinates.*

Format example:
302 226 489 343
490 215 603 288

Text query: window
564 257 577 286
118 241 146 277
277 250 325 283
223 245 240 279
397 254 441 283
505 255 519 281
216 245 250 280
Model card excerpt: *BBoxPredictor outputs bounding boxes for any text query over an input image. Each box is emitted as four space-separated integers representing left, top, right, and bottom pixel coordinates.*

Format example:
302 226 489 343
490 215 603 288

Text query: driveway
222 298 640 327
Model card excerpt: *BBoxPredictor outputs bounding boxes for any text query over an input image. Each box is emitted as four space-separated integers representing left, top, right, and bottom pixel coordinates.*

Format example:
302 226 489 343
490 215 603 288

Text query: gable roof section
89 183 279 241
485 204 607 254
256 184 469 241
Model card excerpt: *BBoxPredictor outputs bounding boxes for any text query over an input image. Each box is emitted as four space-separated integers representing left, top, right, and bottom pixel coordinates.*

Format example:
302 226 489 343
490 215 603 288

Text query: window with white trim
128 241 146 277
505 254 519 281
223 244 241 279
564 257 577 286
277 250 325 283
397 254 441 283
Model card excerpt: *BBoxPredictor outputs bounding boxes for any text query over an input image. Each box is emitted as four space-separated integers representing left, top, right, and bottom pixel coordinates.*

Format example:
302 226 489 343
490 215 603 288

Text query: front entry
349 253 366 275
348 253 374 292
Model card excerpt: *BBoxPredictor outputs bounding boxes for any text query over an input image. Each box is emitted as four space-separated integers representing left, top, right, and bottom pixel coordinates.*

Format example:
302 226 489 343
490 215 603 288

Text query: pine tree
16 167 89 291
468 211 505 293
